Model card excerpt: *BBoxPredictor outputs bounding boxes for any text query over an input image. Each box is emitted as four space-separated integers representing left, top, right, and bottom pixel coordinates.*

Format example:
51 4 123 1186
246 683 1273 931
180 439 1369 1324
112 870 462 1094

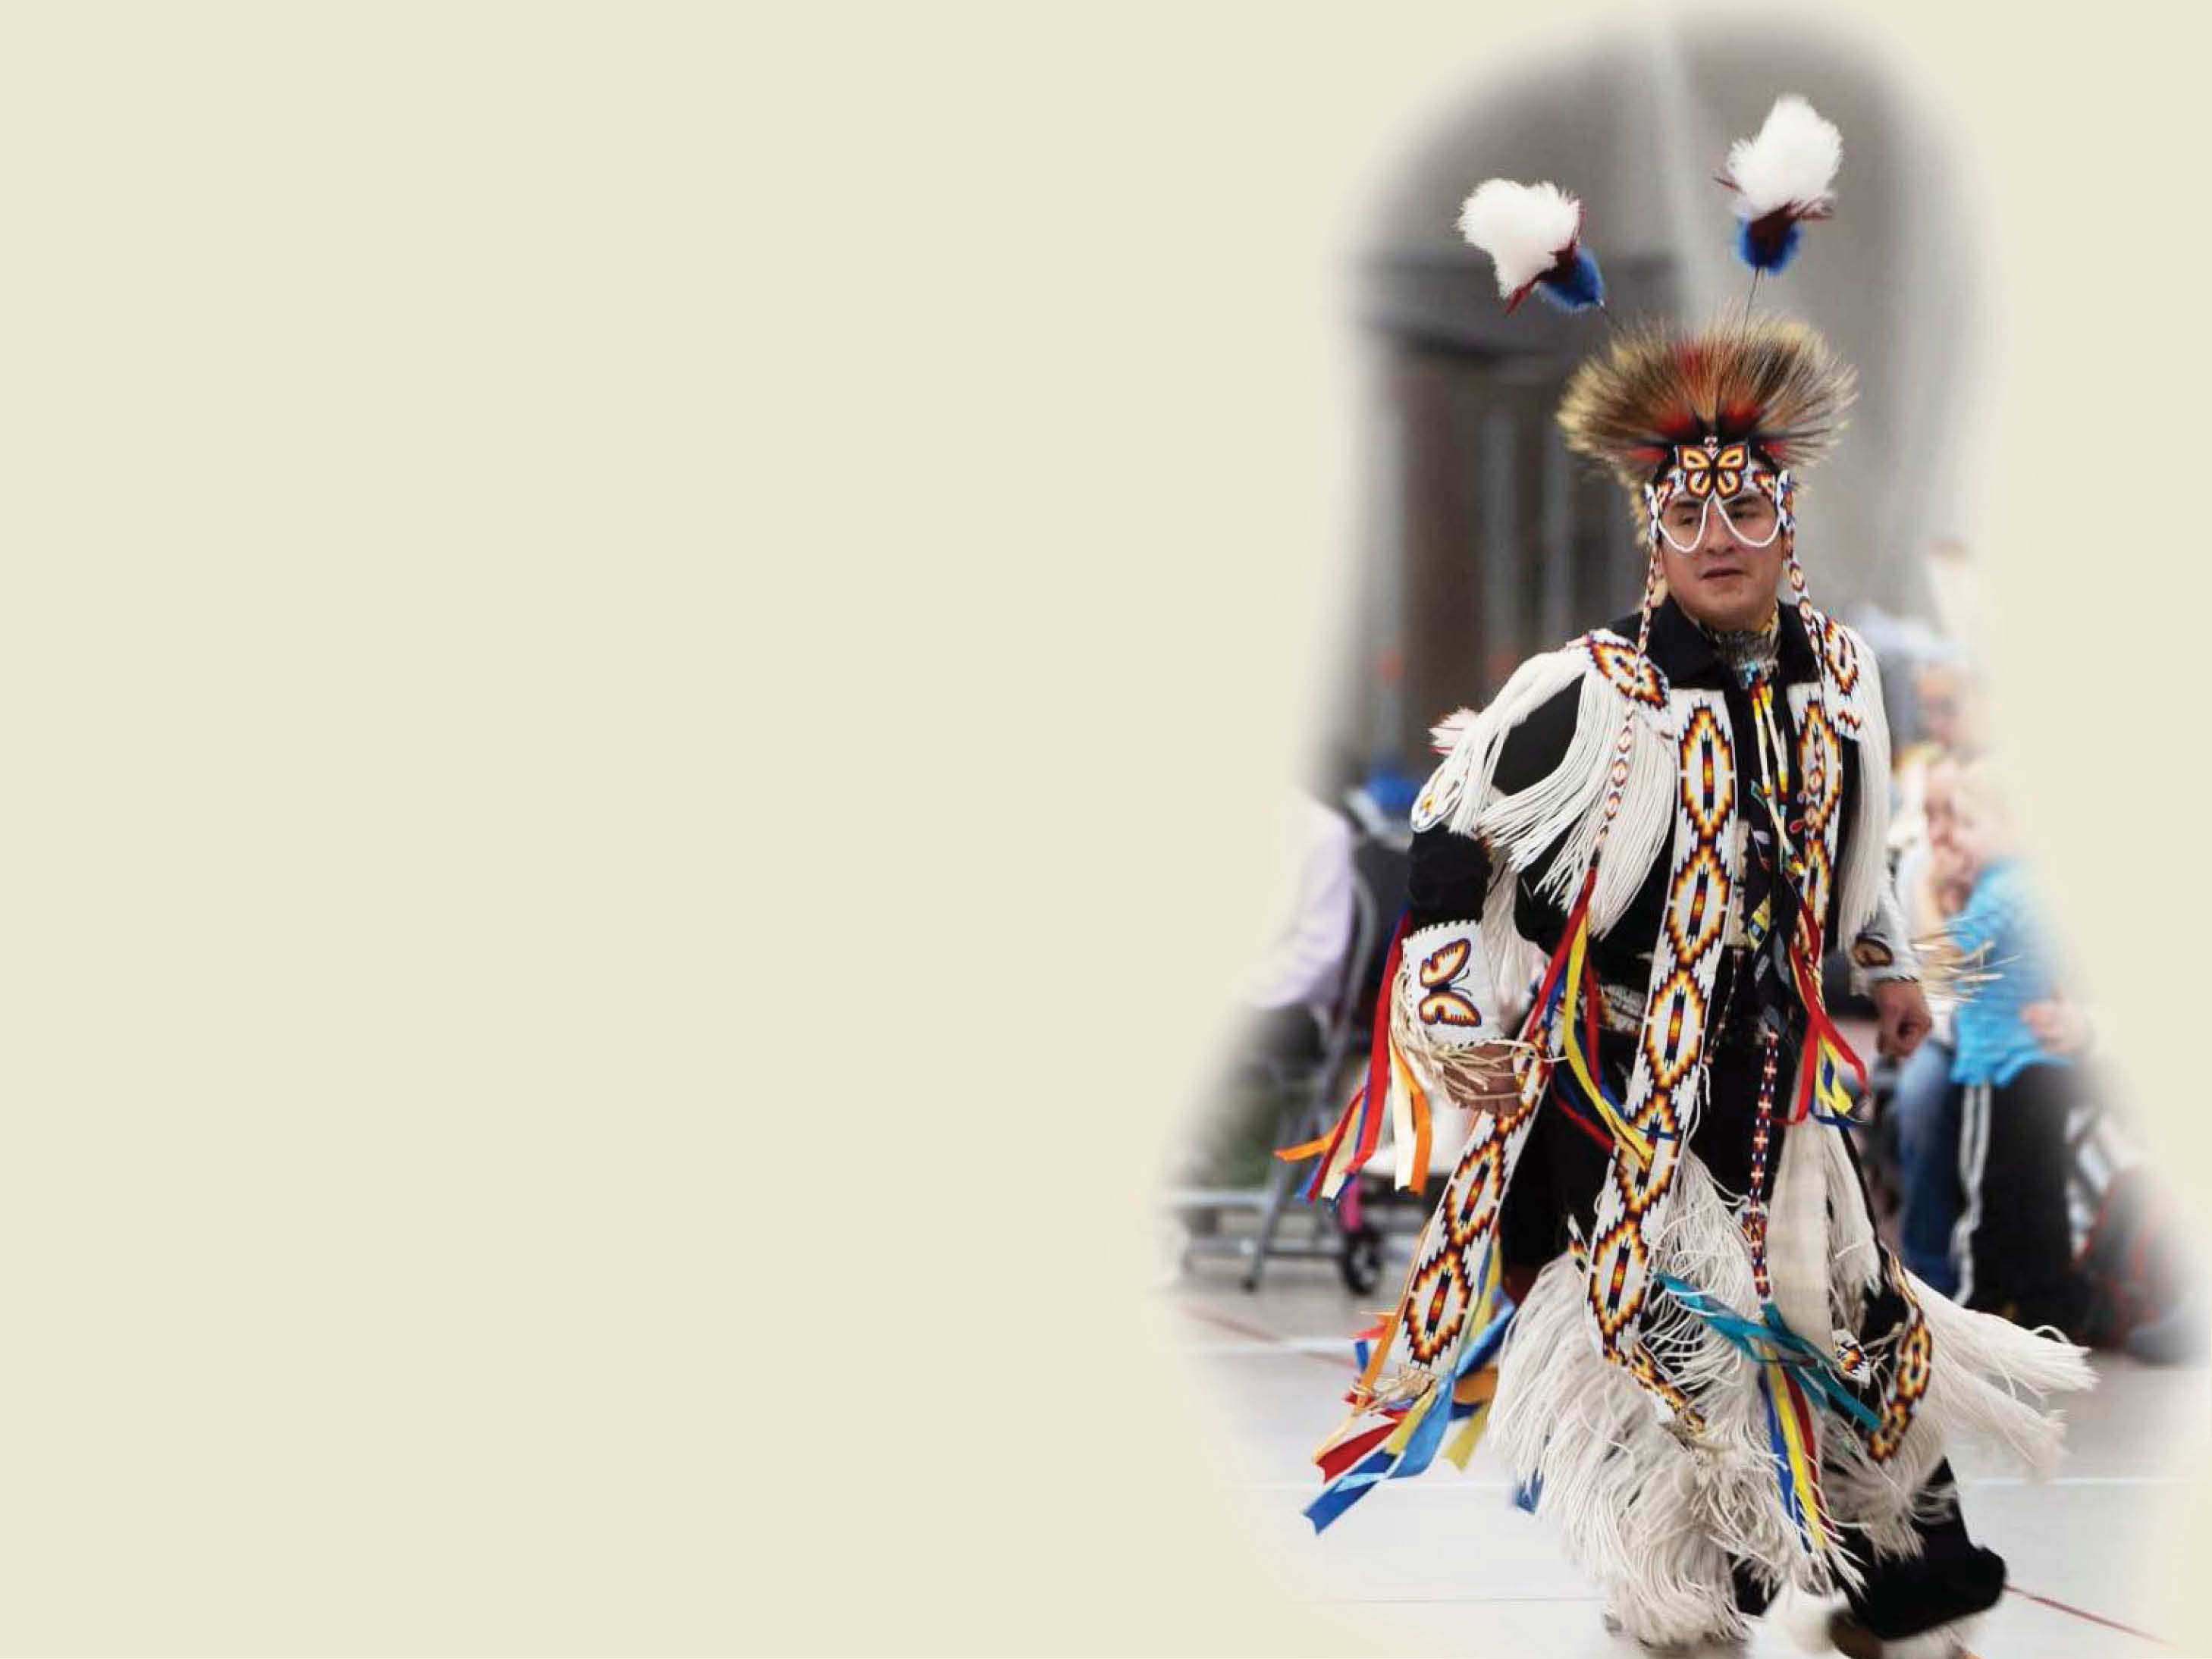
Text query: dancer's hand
1871 978 1932 1060
1424 1037 1533 1109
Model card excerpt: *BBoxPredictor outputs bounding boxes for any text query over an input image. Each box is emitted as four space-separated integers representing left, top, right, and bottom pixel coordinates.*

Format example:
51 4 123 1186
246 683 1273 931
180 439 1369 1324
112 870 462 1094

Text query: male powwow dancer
1285 98 2091 1659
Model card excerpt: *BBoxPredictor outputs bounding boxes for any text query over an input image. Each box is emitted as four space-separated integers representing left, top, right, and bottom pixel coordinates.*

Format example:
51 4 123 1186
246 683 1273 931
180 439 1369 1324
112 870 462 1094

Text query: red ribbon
1294 912 1412 1199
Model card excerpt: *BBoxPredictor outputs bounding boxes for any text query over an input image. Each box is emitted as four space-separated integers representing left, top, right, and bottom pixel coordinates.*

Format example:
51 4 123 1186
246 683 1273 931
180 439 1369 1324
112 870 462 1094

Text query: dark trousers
1953 1061 2084 1337
1838 1464 2009 1639
1892 1039 1963 1294
1496 1030 1787 1269
1727 1458 2006 1638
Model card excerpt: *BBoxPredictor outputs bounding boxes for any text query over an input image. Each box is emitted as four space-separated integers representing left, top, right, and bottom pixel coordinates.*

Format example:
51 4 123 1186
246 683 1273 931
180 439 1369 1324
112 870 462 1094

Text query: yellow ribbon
1560 917 1655 1167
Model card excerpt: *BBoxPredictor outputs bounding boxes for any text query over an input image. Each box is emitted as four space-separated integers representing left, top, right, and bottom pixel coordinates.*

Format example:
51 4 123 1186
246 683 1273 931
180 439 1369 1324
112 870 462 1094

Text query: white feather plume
1457 179 1580 297
1723 95 1840 218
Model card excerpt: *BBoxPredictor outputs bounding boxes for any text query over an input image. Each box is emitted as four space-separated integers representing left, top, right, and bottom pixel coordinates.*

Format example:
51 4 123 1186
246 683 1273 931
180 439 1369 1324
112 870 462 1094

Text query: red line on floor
1179 1305 1351 1370
2005 1584 2170 1647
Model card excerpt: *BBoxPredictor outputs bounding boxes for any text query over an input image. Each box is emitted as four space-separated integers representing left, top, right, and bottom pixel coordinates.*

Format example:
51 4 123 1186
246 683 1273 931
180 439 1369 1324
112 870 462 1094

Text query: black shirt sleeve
1406 679 1584 932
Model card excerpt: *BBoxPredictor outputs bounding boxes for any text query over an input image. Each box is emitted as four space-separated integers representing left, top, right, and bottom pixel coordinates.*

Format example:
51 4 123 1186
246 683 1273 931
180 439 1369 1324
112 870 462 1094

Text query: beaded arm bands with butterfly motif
1399 920 1506 1050
1388 920 1542 1180
1390 939 1542 1110
1275 915 1538 1200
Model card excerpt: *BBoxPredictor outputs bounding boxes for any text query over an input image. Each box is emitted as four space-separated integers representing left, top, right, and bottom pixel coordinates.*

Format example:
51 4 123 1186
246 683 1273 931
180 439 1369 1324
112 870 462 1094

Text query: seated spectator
1944 759 2085 1335
1240 789 1356 1068
1887 751 1969 1291
1886 654 1980 862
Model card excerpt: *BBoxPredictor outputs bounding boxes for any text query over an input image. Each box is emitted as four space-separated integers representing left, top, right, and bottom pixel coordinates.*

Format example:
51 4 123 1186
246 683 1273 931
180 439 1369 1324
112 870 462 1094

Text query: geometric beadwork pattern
1783 591 1865 742
1357 615 1909 1448
1385 1051 1550 1372
1585 629 1671 713
1581 695 1735 1392
1793 695 1843 939
1818 612 1862 710
1772 608 1933 1466
1865 1252 1934 1462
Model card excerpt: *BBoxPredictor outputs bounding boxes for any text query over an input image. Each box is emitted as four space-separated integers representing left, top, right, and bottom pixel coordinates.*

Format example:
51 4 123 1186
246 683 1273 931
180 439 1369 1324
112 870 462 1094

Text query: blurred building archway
1341 18 1978 773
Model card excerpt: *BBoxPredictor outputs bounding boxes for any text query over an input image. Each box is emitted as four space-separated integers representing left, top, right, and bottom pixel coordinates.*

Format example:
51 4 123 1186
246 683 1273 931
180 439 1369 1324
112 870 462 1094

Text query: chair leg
1242 1122 1305 1291
1244 1068 1322 1291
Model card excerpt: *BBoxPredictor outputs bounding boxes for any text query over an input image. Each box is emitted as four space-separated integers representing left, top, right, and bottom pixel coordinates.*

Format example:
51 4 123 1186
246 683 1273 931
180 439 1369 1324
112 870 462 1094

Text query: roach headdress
1556 312 1856 545
1555 313 1855 489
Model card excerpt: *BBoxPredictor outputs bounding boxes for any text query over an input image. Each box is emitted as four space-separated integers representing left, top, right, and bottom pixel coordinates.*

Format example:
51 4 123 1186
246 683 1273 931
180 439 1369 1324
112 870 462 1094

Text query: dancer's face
1655 491 1788 632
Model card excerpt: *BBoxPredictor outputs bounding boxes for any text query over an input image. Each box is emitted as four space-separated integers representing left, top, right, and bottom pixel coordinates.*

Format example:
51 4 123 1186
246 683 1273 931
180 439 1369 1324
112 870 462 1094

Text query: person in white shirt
1242 790 1356 1061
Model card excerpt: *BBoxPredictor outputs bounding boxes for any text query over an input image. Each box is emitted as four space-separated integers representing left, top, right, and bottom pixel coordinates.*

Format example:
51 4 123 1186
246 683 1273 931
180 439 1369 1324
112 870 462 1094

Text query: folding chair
1166 845 1386 1291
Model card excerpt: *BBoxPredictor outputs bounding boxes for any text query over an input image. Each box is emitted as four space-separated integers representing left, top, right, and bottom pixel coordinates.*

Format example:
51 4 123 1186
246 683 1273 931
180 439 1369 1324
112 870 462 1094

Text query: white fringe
1492 1162 1868 1647
1429 706 1478 754
1769 1122 1835 1358
1821 1269 2094 1557
1787 621 1889 943
1414 643 1590 837
1414 636 1680 967
1835 629 1890 942
1492 1255 1763 1648
1480 858 1544 1019
1650 1161 1862 1600
1491 1144 2092 1642
1820 1425 1960 1563
1470 666 1613 855
1519 679 1681 936
1909 1275 2094 1479
1822 1122 1884 1309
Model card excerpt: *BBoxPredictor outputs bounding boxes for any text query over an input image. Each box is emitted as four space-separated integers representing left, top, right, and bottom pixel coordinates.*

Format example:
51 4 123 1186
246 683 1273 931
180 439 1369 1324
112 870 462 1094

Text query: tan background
0 2 2203 1654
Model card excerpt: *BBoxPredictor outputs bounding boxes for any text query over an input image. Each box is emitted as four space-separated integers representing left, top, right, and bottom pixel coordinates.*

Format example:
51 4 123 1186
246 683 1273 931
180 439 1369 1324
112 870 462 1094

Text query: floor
1169 1217 2207 1658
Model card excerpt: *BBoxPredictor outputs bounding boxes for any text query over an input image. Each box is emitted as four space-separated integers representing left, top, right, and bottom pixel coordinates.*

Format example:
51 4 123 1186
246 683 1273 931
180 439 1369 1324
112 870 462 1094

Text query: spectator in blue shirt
1944 759 2084 1336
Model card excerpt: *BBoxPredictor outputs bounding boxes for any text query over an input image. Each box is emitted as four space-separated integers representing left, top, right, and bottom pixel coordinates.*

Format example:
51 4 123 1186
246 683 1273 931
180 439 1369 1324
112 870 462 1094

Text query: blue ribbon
1656 1275 1881 1432
1306 1293 1520 1531
1447 1301 1516 1421
1393 1300 1516 1479
1304 1447 1396 1533
1759 1366 1815 1538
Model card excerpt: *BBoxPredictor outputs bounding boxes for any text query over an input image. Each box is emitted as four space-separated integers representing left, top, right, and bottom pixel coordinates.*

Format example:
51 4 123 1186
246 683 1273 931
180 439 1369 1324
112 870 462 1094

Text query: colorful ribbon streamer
1275 914 1416 1201
1304 1282 1517 1534
1761 1360 1837 1559
1655 1275 1879 1431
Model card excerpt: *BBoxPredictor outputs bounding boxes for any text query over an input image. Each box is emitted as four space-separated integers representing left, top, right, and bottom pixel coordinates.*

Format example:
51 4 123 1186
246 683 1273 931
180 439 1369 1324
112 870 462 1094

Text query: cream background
0 2 2203 1654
